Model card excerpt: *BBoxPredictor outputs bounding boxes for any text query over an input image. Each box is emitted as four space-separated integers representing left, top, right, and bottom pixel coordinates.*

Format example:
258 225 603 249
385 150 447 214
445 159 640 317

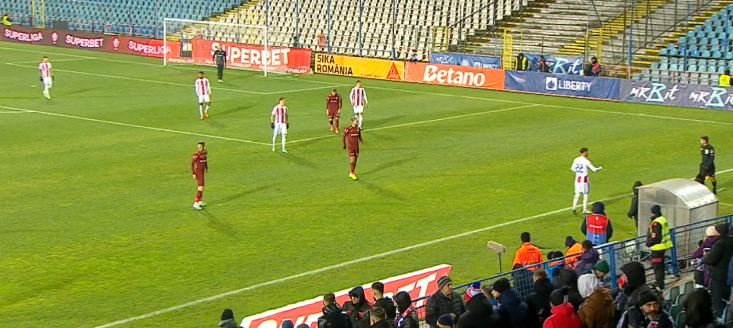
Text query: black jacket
319 304 353 328
618 262 653 313
685 288 726 328
424 291 465 327
394 311 418 328
525 278 553 328
218 319 239 328
704 228 733 283
343 287 371 328
553 269 584 310
374 297 397 320
458 293 509 328
370 319 394 328
627 182 642 220
497 288 528 328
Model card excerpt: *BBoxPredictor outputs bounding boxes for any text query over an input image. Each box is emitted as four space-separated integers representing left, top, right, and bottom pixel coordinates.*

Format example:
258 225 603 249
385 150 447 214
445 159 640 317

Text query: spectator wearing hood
543 287 583 328
578 286 615 328
692 225 720 287
703 222 733 317
393 291 417 328
218 309 238 328
526 269 554 328
425 276 465 328
371 282 396 320
492 278 528 328
369 307 393 328
577 260 609 299
575 240 599 275
615 261 651 313
320 293 352 328
343 287 371 328
684 288 725 328
513 232 543 270
458 292 507 328
619 289 673 328
581 202 613 245
627 181 642 226
553 268 584 310
564 236 583 270
646 205 673 289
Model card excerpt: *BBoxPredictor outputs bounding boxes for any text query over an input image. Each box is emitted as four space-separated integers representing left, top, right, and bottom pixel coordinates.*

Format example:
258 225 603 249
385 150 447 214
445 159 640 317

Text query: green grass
2 41 733 327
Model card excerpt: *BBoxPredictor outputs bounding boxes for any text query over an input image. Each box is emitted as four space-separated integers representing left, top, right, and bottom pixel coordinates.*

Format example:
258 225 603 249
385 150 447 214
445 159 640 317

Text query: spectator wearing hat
437 314 454 328
577 260 609 299
491 278 528 328
464 282 482 304
578 286 615 328
692 225 720 287
684 288 725 328
543 287 583 328
526 269 554 328
574 240 599 275
581 202 613 245
619 289 673 328
425 276 465 328
564 236 583 270
218 309 238 328
369 307 393 328
627 181 643 226
513 232 543 270
372 282 396 320
394 291 418 328
343 286 371 328
704 222 733 317
320 293 352 328
646 204 673 289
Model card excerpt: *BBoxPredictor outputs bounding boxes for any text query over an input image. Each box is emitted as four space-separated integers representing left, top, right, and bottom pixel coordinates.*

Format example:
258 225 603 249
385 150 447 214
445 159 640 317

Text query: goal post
162 18 271 76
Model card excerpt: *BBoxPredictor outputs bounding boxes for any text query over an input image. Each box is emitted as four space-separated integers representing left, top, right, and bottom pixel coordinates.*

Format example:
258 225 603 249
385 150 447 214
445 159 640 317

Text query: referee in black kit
213 45 226 83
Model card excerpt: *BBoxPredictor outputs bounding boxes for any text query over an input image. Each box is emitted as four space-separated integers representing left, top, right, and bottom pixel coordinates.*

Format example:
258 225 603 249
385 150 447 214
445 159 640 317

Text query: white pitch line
5 62 269 95
264 84 351 95
0 105 270 146
290 104 538 144
9 58 91 64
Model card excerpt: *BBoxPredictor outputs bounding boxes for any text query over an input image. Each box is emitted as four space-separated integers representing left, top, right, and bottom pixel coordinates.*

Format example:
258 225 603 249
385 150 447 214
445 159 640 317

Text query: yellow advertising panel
315 54 404 81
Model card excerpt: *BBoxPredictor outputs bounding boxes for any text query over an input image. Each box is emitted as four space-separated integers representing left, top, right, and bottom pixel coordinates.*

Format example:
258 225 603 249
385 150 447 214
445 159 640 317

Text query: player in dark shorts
342 118 363 180
191 141 208 209
326 88 342 134
696 136 717 194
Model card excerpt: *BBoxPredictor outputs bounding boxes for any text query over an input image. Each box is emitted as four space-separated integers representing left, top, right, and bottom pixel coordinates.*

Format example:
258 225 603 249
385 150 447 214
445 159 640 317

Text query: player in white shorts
570 147 603 215
271 97 289 153
194 71 212 120
38 56 53 100
350 80 368 128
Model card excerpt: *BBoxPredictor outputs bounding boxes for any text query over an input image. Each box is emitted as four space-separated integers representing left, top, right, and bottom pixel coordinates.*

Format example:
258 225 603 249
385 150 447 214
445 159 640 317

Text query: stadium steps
168 1 253 42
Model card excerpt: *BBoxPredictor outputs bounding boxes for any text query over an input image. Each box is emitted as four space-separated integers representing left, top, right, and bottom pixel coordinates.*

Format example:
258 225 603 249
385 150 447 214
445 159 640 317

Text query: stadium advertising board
240 264 452 328
505 71 620 100
0 26 180 58
620 80 733 110
523 54 585 75
315 54 405 81
430 52 502 69
185 39 313 74
404 62 505 90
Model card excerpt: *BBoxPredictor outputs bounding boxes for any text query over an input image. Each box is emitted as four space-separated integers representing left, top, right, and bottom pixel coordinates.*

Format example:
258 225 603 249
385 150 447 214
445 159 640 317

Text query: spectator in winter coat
703 222 733 317
543 287 583 328
615 261 652 313
627 181 642 226
538 55 550 73
516 53 529 70
619 289 673 328
547 251 565 283
218 309 238 328
513 232 543 269
581 202 613 245
553 268 584 310
647 204 673 289
492 278 528 328
526 269 554 328
692 226 720 287
369 307 393 328
425 276 465 328
684 288 726 328
578 260 610 299
436 314 454 328
578 287 615 328
320 293 352 328
343 287 371 328
575 240 599 275
372 282 396 320
564 236 583 270
458 293 506 328
393 291 417 328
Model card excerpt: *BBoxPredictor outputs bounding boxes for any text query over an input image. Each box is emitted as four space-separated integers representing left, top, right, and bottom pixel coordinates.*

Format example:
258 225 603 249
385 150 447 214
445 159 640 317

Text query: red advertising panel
404 62 505 90
241 264 452 328
181 39 312 74
1 26 180 58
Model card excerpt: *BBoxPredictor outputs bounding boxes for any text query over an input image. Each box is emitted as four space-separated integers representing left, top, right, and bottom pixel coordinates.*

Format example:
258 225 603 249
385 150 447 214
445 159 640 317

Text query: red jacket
543 303 583 328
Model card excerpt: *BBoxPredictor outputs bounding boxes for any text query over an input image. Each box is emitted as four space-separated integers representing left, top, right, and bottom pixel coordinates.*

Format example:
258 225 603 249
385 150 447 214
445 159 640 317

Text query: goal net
163 18 274 76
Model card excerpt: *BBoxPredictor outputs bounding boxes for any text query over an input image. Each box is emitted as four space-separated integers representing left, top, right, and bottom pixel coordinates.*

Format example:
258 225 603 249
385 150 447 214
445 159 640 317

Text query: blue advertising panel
523 54 585 75
620 80 733 110
505 71 620 100
431 52 502 69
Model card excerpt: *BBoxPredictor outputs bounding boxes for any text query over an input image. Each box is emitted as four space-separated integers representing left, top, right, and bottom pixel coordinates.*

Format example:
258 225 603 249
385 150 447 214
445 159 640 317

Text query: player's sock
582 194 589 213
357 115 363 128
350 161 356 174
205 104 210 113
198 105 203 119
572 194 580 212
272 134 277 151
281 135 287 152
335 119 340 132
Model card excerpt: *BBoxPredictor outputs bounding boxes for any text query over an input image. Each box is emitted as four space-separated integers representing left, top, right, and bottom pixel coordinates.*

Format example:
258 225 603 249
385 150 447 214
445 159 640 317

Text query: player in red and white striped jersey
38 56 53 100
271 97 289 153
194 71 212 120
349 80 368 128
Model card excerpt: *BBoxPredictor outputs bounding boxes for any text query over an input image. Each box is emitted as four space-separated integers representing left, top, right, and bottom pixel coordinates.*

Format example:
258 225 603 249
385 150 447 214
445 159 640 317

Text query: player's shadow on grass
200 210 240 240
364 115 406 129
216 104 253 117
282 152 318 169
208 185 271 206
362 157 411 175
359 180 406 202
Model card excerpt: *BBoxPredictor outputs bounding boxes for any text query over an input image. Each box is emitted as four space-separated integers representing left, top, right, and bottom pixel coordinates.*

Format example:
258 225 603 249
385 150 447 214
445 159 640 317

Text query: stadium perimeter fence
411 213 733 319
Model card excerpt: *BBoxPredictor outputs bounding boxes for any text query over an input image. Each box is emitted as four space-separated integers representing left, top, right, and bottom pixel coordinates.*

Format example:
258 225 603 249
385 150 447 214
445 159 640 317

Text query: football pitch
3 41 733 327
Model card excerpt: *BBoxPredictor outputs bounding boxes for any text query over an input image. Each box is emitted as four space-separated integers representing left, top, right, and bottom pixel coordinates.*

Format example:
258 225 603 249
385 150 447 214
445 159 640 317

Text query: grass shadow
282 152 318 169
361 157 412 175
208 185 271 206
359 179 406 202
200 210 239 240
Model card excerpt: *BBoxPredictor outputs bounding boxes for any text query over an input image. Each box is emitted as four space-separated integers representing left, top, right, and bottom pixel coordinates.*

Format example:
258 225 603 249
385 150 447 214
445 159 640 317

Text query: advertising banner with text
430 52 502 69
523 54 585 75
241 264 452 328
620 80 733 110
505 71 619 100
405 62 505 90
171 39 312 74
1 26 180 58
314 54 405 81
